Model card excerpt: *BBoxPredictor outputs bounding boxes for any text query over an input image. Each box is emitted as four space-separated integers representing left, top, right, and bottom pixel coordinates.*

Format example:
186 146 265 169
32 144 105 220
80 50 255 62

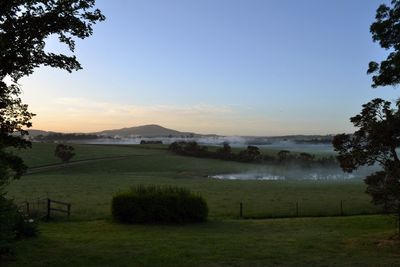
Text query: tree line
168 141 337 168
34 133 101 142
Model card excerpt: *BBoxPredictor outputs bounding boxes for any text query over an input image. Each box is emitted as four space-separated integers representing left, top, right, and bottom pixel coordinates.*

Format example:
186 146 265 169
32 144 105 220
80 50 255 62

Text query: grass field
6 216 400 267
8 143 377 219
4 143 400 266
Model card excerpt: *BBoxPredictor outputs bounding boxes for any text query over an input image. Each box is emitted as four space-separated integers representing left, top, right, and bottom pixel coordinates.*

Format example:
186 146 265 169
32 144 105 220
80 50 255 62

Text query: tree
0 0 105 189
368 0 400 88
277 150 291 162
334 1 400 229
0 84 33 188
216 142 232 159
238 146 262 162
333 99 400 212
55 144 75 163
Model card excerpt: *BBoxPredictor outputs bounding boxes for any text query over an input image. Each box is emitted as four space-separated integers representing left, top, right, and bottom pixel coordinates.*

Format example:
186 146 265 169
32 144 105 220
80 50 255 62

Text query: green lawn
6 216 400 267
4 143 398 266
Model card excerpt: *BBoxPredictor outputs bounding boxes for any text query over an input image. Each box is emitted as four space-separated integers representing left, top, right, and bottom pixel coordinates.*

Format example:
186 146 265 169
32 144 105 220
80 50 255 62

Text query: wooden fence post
67 203 71 217
398 204 400 237
340 200 343 216
240 202 243 218
26 201 30 216
46 198 51 220
296 202 299 217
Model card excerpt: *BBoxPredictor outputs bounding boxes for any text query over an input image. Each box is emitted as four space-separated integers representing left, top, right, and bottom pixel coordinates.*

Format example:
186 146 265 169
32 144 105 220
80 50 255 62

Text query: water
208 165 375 181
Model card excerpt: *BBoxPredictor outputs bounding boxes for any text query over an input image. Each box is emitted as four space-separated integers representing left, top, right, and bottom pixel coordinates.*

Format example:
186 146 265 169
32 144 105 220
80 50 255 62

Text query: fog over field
77 136 334 152
70 136 379 181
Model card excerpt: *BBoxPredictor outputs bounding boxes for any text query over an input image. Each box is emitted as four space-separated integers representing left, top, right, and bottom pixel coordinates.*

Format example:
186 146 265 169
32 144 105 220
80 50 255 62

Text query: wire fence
236 199 383 219
8 195 384 220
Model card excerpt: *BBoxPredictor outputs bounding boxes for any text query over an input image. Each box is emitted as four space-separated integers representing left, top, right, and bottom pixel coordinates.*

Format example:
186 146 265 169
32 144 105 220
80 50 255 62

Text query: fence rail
18 198 71 220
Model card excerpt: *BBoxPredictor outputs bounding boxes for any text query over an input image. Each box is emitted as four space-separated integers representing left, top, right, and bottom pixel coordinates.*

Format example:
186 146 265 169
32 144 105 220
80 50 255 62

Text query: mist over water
209 166 377 181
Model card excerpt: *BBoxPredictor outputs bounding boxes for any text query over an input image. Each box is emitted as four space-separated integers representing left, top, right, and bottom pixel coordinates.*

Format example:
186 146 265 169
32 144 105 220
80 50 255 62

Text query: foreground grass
5 215 400 267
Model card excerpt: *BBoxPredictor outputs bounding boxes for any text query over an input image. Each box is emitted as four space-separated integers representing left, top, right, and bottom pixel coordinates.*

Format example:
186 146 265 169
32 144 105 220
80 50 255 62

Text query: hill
94 124 196 137
26 129 54 137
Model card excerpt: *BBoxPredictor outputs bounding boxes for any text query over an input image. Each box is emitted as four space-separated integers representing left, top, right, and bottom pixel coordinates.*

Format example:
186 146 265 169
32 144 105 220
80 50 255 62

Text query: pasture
8 143 377 219
4 143 400 266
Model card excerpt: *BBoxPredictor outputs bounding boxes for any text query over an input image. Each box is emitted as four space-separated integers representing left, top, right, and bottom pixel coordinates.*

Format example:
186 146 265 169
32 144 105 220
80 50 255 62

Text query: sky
19 0 400 136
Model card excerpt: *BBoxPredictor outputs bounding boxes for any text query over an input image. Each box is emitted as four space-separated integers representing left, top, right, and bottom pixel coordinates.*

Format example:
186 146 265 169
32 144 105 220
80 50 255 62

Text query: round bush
111 185 208 224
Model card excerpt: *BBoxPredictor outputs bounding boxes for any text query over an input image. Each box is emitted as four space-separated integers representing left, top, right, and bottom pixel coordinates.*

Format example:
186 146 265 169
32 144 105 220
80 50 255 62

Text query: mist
75 136 334 152
208 165 377 181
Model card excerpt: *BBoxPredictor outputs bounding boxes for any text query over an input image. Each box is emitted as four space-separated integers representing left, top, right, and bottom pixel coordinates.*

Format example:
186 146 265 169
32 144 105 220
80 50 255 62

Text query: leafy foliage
333 1 400 230
0 83 33 188
0 0 104 258
0 0 105 81
55 144 75 163
237 146 262 162
333 99 400 212
112 185 208 224
368 0 400 87
0 196 38 258
0 0 104 189
216 141 233 160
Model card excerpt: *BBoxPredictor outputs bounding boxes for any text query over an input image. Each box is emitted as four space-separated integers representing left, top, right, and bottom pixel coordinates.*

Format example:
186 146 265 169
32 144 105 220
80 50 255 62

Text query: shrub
237 146 262 162
0 197 17 257
112 185 208 224
54 143 75 163
216 142 233 160
14 216 39 239
168 141 186 153
0 196 38 258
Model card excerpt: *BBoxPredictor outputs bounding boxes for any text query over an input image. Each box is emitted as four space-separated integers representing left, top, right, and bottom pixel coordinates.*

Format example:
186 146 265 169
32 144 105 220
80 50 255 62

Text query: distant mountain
27 125 336 141
27 129 54 137
94 124 197 137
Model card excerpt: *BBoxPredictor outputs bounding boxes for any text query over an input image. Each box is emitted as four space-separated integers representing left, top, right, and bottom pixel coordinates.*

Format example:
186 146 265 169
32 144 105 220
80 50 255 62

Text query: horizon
20 0 400 136
29 123 342 138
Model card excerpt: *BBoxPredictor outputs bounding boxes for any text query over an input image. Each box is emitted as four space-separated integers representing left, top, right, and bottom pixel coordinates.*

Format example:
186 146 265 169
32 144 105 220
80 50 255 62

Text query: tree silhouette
333 99 400 212
55 144 76 164
334 0 400 228
368 0 400 88
216 142 232 159
0 1 105 189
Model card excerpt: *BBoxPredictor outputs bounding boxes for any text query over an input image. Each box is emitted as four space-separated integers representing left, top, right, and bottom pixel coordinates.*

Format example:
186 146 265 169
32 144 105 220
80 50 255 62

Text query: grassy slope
7 216 400 267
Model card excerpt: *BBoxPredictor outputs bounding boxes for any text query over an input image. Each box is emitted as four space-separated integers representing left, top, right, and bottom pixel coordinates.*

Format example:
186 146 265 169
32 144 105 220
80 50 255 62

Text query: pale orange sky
17 0 400 136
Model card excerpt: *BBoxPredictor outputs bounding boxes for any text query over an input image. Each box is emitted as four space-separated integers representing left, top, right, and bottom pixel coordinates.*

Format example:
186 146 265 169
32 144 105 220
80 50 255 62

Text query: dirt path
26 155 144 174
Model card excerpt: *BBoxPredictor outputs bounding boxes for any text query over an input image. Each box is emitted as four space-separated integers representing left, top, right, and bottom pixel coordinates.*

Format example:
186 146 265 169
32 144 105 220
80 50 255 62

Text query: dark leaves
0 0 104 188
369 1 400 87
333 97 400 212
0 0 105 80
54 144 75 163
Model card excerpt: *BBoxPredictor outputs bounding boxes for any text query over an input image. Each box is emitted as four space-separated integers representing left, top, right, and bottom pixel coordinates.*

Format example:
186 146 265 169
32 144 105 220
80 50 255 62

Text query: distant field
8 143 377 219
10 142 160 167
